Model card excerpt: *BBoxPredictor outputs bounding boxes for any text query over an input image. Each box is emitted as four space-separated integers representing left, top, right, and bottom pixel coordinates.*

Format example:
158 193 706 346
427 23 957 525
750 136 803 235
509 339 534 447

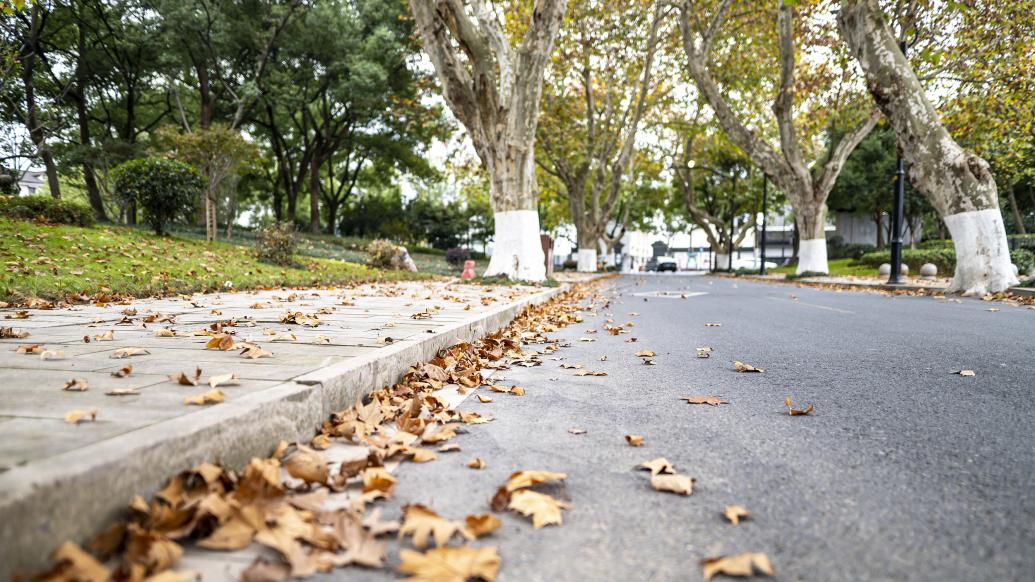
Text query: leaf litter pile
27 286 592 582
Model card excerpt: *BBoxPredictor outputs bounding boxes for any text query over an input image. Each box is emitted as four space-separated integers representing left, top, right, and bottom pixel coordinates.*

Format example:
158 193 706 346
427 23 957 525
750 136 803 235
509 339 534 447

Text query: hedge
0 195 95 226
857 247 1035 275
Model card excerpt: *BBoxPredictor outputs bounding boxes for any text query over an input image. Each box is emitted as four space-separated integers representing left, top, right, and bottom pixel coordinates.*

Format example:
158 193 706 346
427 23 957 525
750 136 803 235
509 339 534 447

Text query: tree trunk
838 0 1018 294
75 17 107 222
576 223 598 273
205 185 217 241
875 211 885 250
1006 184 1025 234
21 5 61 200
326 198 339 236
796 203 828 274
483 148 546 280
308 152 323 235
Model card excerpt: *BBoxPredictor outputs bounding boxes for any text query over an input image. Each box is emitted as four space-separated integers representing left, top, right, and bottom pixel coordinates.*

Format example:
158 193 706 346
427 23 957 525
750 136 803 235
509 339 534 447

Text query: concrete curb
0 283 568 578
715 273 1035 298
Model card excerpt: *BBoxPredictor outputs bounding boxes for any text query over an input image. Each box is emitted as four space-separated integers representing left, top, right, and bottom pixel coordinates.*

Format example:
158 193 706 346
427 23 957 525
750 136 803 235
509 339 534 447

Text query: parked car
645 257 678 272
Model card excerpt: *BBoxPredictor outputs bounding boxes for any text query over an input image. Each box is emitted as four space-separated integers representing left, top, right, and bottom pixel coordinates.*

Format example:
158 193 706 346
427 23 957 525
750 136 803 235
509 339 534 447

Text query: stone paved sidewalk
0 279 562 576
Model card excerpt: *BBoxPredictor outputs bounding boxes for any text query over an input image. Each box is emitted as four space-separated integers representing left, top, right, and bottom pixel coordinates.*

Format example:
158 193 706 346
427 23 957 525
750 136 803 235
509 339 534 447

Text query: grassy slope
769 258 879 277
0 219 432 303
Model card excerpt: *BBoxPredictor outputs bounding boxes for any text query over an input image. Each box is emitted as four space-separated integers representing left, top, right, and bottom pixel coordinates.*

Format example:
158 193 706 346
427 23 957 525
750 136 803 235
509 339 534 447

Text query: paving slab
0 279 571 577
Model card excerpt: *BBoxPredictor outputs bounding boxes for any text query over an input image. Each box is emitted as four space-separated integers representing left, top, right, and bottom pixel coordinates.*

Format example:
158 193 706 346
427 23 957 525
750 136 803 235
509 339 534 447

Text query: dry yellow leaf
437 443 461 453
205 334 235 351
508 490 570 528
169 368 202 386
110 364 133 378
463 514 501 539
16 343 43 354
397 546 500 582
93 330 114 341
681 396 729 406
701 552 774 580
40 349 66 360
111 347 150 358
784 396 814 416
637 457 675 476
723 505 750 525
650 473 696 496
954 369 976 377
362 467 397 494
154 328 177 337
505 470 567 492
208 372 240 388
467 458 486 470
705 323 722 327
635 350 656 357
311 434 330 450
625 434 645 447
63 378 89 392
399 504 467 549
39 541 110 582
106 388 140 396
282 444 328 484
184 389 224 405
476 394 493 403
733 361 763 373
65 409 97 424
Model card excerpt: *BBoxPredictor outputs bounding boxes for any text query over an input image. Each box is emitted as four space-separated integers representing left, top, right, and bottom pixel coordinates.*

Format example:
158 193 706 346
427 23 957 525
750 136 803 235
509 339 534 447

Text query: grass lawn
0 218 433 303
768 258 879 277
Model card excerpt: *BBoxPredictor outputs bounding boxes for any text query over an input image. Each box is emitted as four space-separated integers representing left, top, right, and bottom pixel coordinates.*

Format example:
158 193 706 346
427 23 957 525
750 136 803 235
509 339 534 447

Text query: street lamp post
760 175 768 275
888 40 908 285
729 174 737 272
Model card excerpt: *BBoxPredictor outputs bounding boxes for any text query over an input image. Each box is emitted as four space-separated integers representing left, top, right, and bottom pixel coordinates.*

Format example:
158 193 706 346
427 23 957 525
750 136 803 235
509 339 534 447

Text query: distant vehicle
646 256 678 272
716 257 779 270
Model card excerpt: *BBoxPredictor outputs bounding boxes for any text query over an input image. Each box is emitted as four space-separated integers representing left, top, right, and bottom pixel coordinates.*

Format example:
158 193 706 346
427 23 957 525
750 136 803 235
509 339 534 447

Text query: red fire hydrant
461 260 476 280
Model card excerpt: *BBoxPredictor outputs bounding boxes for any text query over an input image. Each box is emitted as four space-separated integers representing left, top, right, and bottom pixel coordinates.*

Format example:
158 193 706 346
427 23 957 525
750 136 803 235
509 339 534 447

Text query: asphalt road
326 274 1035 582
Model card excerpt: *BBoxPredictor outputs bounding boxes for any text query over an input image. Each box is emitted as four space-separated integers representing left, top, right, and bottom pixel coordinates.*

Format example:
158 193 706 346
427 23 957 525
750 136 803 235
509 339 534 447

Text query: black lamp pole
760 175 768 275
729 174 737 272
888 39 908 285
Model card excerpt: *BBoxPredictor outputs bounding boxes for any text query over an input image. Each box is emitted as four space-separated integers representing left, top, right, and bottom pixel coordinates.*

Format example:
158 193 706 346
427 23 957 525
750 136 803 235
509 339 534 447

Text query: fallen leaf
625 435 644 447
784 396 814 416
6 310 30 319
399 504 467 549
270 332 297 342
467 458 486 470
110 364 133 378
508 490 570 528
93 330 115 341
705 323 722 327
953 369 976 377
240 558 290 582
437 443 461 453
65 409 97 424
362 467 397 494
282 444 328 484
476 394 493 403
701 552 774 580
16 343 43 354
578 337 596 342
733 361 763 373
184 389 224 405
650 473 696 496
568 428 587 435
0 327 30 338
463 514 502 539
106 388 140 396
635 350 656 358
239 343 273 359
397 546 500 582
205 334 235 351
637 457 675 476
681 396 729 406
505 470 567 492
40 349 66 360
723 505 750 525
111 347 150 358
574 369 607 377
37 542 110 582
208 372 240 388
63 378 89 392
169 368 203 386
313 335 331 344
154 328 177 337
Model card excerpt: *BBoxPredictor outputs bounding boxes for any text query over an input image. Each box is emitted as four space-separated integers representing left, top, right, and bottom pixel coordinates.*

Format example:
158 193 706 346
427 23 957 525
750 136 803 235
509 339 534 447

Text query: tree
838 0 1019 295
408 0 567 281
678 0 878 274
536 0 668 272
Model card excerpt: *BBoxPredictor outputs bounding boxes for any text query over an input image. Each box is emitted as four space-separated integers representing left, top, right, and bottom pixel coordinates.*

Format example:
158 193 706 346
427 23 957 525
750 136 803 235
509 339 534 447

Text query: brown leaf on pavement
36 541 110 582
208 372 240 388
184 389 224 405
504 470 567 492
634 350 656 358
111 364 133 378
723 505 750 525
205 334 235 351
463 514 502 539
111 347 150 358
695 346 713 358
467 458 486 470
650 473 696 496
169 367 203 386
681 396 729 406
93 330 115 341
399 504 468 549
65 409 97 424
362 467 397 494
41 349 66 360
397 546 500 582
421 424 458 444
508 490 570 528
574 369 607 377
0 327 30 338
625 435 644 447
637 457 675 476
701 552 774 580
63 378 89 392
154 328 178 337
784 396 814 416
16 343 43 354
240 558 290 582
568 428 587 435
282 444 328 484
437 443 460 453
239 343 273 359
733 361 763 373
953 369 976 377
705 323 722 327
106 388 140 396
476 394 493 403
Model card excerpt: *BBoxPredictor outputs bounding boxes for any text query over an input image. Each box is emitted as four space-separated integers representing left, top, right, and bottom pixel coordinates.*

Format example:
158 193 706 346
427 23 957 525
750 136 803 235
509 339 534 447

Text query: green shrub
0 195 94 226
255 222 298 266
858 248 956 272
366 239 400 269
1011 249 1035 274
111 157 202 235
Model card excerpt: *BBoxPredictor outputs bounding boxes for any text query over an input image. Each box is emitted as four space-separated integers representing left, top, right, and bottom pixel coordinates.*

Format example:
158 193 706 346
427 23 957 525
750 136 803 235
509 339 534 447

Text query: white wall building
17 171 46 196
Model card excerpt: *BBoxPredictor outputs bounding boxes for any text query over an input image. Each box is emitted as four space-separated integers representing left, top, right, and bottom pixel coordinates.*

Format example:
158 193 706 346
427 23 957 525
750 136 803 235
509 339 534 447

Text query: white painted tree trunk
484 210 546 281
797 239 829 275
577 248 597 272
714 253 731 271
944 209 1018 295
838 0 1018 294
